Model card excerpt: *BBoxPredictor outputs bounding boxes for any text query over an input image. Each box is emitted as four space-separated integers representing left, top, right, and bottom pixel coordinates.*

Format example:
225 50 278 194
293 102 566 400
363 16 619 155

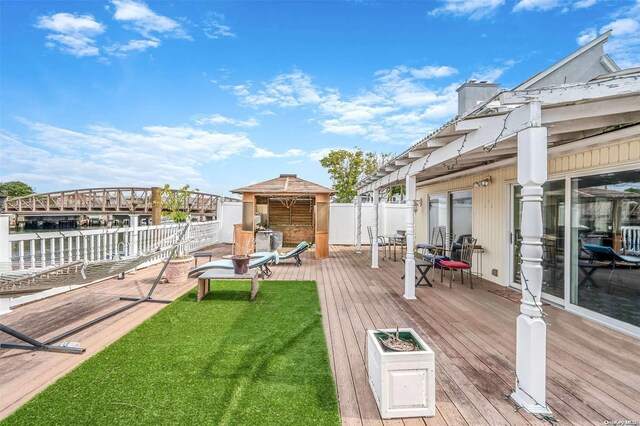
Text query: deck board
1 244 639 425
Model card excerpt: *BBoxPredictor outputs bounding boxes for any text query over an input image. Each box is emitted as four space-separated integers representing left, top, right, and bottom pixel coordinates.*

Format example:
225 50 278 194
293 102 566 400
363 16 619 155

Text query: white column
404 176 416 299
0 214 11 272
355 194 362 254
511 125 552 415
129 215 139 257
371 189 380 268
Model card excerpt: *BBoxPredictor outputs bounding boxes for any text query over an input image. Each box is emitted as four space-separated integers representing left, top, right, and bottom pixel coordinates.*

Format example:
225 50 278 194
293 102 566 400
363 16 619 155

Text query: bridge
3 187 238 222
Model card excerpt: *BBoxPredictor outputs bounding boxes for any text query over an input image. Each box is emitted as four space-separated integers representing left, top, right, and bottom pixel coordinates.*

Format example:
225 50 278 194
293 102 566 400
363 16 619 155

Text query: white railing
6 221 220 271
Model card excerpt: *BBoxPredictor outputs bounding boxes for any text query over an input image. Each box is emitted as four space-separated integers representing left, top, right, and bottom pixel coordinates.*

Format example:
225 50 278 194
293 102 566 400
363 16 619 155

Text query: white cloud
2 118 256 190
252 148 305 158
577 2 640 68
194 114 259 127
35 13 105 57
471 60 517 81
604 18 640 36
203 12 236 39
224 62 497 146
105 38 160 56
572 0 597 9
222 71 324 108
577 28 597 45
513 0 561 12
111 0 190 39
430 0 505 20
410 65 459 79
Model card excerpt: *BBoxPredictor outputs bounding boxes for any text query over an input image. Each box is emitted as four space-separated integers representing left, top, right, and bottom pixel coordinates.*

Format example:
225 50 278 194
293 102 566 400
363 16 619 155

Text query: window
570 169 640 327
450 191 472 240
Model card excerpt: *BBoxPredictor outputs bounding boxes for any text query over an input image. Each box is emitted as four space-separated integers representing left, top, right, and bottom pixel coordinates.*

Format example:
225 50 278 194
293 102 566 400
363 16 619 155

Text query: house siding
415 138 640 286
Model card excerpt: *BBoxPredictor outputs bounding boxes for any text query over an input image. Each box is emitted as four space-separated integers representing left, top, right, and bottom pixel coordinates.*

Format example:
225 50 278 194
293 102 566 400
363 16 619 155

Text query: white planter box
367 328 435 419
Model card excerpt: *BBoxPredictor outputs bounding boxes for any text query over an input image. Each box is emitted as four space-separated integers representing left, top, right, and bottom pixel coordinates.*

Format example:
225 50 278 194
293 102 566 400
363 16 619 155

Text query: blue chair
188 251 279 278
582 244 640 293
279 241 309 267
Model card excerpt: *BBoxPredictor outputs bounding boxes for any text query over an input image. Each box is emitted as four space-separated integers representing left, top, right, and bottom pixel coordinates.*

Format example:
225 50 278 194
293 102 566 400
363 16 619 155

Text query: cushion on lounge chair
280 241 309 259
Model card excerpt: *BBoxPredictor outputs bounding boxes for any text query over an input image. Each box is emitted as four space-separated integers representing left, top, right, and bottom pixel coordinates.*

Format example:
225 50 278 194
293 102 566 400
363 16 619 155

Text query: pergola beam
358 102 540 194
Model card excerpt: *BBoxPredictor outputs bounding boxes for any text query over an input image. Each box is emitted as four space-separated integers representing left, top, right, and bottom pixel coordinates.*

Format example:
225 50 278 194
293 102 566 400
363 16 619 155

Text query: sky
1 0 639 198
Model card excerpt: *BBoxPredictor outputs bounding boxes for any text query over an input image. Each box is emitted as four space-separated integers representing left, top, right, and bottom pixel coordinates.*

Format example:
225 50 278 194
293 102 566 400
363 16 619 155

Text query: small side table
401 257 433 287
196 269 260 302
193 251 213 266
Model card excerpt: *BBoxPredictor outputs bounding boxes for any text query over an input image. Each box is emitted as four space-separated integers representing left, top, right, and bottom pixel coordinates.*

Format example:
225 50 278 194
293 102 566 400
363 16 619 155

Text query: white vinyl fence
217 201 408 245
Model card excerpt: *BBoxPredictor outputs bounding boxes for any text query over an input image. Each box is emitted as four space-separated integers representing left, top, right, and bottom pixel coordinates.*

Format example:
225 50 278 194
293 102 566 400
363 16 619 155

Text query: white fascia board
501 75 640 106
357 102 541 194
542 95 640 123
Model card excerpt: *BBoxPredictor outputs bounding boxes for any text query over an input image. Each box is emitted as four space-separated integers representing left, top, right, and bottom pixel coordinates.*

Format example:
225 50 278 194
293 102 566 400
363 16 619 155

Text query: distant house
357 32 639 413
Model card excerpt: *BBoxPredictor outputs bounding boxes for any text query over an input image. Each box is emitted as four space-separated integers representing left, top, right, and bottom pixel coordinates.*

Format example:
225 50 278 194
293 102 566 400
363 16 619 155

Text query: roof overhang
357 74 640 195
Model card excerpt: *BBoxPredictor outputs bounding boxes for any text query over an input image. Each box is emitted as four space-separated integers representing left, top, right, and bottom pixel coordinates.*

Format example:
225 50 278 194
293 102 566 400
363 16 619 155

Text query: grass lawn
3 280 340 426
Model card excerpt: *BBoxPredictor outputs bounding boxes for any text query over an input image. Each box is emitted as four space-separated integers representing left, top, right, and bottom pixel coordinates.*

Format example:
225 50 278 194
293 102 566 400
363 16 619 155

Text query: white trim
600 54 621 73
565 304 640 339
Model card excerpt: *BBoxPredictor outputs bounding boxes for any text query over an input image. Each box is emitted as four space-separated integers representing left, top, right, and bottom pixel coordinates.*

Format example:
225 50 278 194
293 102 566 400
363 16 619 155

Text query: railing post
404 175 416 299
511 120 552 416
129 215 139 257
355 195 362 254
0 214 11 272
372 189 380 268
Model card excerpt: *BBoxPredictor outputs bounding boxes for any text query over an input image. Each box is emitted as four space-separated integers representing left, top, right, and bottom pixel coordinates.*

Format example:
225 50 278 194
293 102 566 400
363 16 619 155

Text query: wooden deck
1 245 639 424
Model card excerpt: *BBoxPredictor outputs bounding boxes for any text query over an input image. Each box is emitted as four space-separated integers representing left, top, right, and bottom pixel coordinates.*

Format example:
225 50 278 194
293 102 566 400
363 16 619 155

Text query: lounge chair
189 251 279 278
279 241 309 267
582 244 640 293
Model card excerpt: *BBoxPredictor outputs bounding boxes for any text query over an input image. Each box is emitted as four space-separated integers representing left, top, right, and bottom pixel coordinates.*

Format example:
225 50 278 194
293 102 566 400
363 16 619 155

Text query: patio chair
416 227 441 255
582 244 640 293
621 226 640 256
367 226 387 258
279 241 309 267
439 237 477 289
189 251 279 278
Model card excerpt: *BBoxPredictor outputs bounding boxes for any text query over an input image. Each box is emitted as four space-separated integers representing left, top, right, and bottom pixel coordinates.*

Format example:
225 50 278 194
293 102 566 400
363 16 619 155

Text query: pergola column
511 125 552 415
404 175 416 299
371 188 379 268
355 194 362 254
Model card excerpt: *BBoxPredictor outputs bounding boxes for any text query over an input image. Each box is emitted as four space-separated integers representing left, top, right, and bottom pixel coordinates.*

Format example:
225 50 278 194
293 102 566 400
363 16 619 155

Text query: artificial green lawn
3 281 340 426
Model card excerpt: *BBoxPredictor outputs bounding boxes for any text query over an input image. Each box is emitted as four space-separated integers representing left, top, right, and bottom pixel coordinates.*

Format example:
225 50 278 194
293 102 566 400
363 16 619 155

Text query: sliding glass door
569 169 640 328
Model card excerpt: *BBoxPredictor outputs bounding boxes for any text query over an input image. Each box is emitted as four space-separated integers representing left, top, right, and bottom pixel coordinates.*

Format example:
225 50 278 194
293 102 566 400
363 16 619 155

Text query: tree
320 149 407 203
0 181 35 197
156 184 198 222
320 149 371 202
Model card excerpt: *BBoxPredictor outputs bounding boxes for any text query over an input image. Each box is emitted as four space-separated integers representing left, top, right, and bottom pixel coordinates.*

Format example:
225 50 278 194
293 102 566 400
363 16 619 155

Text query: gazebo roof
231 174 335 195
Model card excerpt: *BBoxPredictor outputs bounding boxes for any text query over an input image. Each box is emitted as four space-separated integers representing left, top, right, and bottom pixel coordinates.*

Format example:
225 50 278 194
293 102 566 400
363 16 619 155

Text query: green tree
0 181 35 197
320 150 406 203
156 184 198 222
320 150 369 202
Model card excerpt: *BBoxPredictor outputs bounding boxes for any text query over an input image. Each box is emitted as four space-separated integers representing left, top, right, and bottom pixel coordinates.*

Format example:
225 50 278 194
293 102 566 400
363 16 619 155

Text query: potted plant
231 238 253 274
367 328 435 419
156 184 197 284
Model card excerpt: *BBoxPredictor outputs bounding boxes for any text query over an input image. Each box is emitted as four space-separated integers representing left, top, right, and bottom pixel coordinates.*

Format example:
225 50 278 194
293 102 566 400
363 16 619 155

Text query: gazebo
231 174 334 259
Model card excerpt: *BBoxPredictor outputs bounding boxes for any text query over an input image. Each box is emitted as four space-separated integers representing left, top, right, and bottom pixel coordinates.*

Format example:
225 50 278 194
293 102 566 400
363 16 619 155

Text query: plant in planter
156 184 197 284
367 327 435 419
231 238 253 275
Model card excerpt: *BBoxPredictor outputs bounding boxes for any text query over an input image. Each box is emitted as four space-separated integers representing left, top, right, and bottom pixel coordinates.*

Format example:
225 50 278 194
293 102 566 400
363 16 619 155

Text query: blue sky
1 0 639 197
